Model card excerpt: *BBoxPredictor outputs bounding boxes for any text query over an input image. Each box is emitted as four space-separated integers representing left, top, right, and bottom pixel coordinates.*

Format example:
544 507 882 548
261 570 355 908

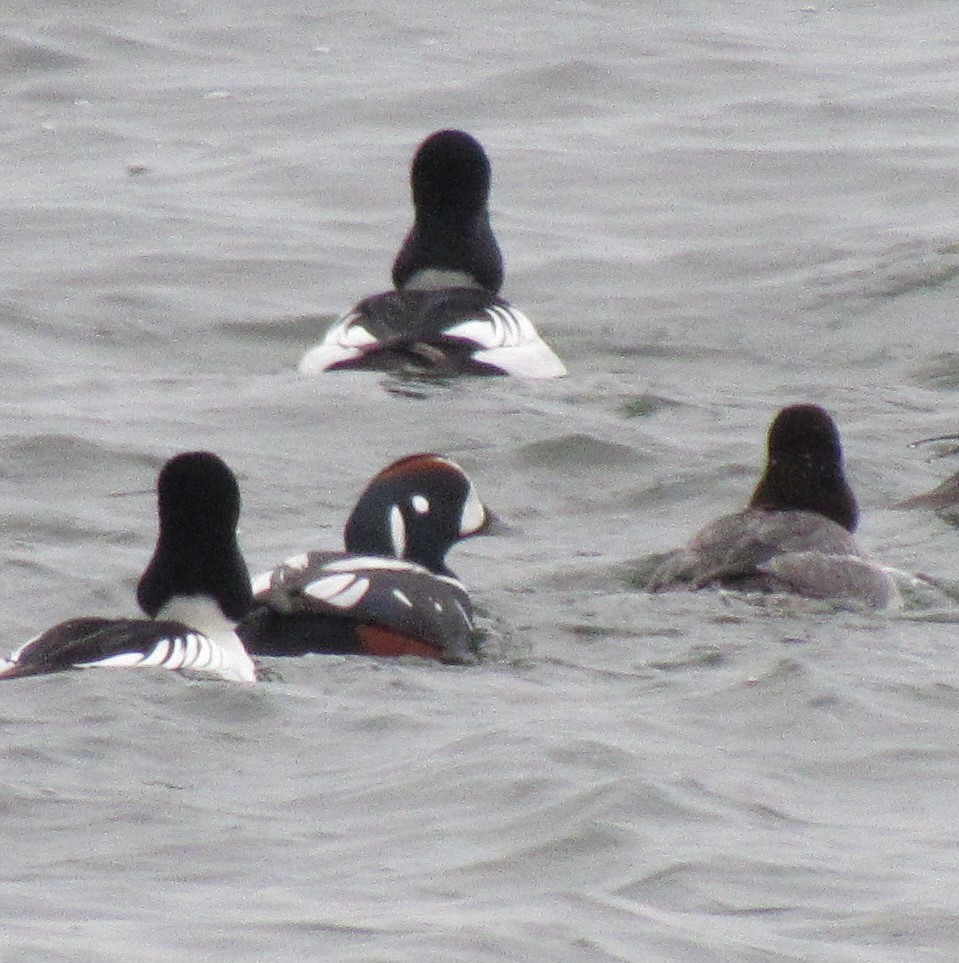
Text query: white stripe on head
390 504 407 557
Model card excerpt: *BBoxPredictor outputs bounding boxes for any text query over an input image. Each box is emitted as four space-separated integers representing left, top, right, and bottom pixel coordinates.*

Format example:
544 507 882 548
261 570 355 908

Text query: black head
392 130 504 292
137 451 252 620
410 129 492 217
343 453 489 576
748 404 859 532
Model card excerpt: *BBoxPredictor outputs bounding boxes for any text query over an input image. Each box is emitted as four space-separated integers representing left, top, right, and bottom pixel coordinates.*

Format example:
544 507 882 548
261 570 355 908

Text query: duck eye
411 494 430 515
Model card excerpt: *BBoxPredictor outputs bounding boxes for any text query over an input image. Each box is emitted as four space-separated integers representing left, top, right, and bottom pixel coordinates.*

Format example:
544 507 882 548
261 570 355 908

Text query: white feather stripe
472 330 567 379
445 307 528 349
489 305 518 344
66 624 254 683
323 556 425 573
304 574 370 608
138 638 173 668
302 572 354 600
392 589 414 608
283 553 311 572
182 633 200 668
444 316 501 348
250 570 274 595
336 314 379 348
452 598 473 627
79 652 153 669
443 307 567 378
298 314 378 374
189 636 211 670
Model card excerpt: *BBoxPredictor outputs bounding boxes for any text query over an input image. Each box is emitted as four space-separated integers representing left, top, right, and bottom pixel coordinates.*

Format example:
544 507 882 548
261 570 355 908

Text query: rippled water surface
3 2 959 960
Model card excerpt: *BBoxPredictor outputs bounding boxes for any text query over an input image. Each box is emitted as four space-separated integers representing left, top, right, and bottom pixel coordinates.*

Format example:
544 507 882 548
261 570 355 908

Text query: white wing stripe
304 573 371 608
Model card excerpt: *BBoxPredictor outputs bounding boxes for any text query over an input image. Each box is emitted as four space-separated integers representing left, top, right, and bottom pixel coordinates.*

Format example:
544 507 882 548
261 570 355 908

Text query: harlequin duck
239 453 490 662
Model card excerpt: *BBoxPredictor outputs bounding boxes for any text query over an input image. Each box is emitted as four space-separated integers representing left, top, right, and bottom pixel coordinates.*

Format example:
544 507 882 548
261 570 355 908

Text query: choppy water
3 2 959 960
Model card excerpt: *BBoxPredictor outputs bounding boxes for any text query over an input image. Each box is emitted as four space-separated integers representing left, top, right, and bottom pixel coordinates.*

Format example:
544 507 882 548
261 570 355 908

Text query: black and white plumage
242 554 476 663
297 129 567 379
239 453 489 662
648 404 899 608
0 452 257 683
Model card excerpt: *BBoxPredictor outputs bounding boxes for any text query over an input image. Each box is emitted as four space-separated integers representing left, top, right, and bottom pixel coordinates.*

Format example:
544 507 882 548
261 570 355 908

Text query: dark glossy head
748 404 859 532
410 130 491 215
344 452 489 576
392 130 504 293
137 451 252 620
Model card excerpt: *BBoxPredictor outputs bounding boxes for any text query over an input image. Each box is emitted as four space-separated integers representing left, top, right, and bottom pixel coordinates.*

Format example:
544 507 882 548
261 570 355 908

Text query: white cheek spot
392 589 413 608
411 494 430 514
433 601 443 613
390 504 407 557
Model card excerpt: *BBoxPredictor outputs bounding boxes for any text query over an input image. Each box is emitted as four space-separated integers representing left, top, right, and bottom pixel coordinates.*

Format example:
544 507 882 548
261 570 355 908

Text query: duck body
299 285 565 378
649 508 897 608
240 552 475 663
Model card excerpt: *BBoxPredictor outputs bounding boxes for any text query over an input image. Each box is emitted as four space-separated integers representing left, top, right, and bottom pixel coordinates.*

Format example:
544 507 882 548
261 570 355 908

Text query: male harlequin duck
0 452 257 683
297 129 567 379
239 453 489 663
648 404 899 608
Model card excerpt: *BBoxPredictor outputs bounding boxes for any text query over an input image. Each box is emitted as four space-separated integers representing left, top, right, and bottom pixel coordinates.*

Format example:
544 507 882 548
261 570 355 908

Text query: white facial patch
411 494 430 515
459 482 487 536
390 504 407 557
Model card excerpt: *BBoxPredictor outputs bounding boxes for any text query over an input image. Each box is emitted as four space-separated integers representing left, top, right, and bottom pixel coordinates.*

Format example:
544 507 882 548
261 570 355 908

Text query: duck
0 451 257 682
647 404 898 608
239 453 489 663
297 129 567 379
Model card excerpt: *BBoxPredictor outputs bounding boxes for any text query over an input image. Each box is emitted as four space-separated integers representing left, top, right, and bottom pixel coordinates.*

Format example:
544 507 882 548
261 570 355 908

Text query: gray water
3 2 959 960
